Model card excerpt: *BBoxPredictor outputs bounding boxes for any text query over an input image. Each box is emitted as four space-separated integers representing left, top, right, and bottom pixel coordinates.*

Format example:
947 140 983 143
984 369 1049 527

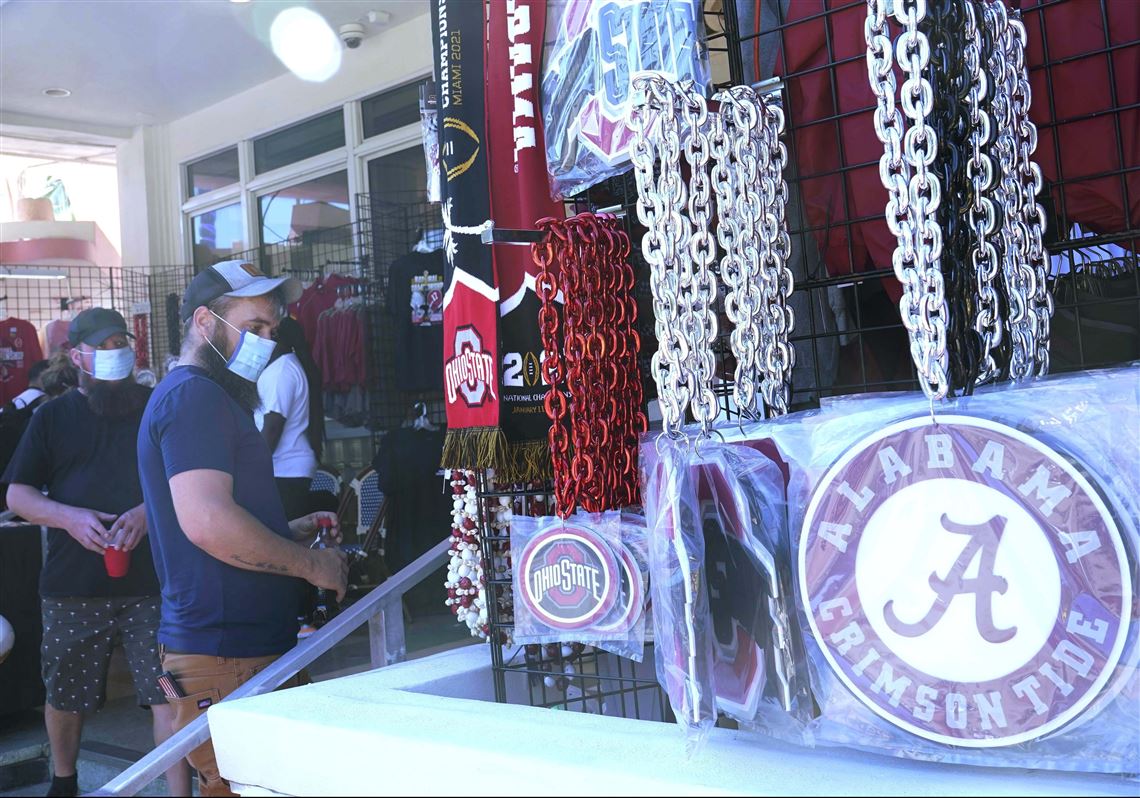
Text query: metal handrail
86 537 452 797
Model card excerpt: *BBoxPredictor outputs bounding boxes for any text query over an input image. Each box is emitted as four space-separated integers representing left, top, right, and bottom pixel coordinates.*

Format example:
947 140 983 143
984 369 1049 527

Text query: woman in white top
255 317 325 520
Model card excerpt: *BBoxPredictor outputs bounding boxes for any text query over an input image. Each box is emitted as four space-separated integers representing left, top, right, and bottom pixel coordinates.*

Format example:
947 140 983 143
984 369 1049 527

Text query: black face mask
86 378 151 419
200 328 261 414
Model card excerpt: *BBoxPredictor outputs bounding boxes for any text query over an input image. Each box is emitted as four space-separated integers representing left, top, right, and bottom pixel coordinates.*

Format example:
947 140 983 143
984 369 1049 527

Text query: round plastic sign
517 524 620 631
799 415 1132 747
593 540 644 636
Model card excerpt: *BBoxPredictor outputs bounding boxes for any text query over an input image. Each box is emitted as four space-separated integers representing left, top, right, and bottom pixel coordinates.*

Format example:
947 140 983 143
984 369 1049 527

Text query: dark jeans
275 477 313 522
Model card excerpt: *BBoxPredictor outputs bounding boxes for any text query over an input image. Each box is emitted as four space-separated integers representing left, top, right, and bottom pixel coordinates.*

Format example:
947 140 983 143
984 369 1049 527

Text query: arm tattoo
231 554 291 574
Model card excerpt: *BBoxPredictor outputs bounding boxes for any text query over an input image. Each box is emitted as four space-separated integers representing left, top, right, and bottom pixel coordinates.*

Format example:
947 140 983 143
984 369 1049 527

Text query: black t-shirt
373 427 448 572
3 389 160 598
387 252 445 392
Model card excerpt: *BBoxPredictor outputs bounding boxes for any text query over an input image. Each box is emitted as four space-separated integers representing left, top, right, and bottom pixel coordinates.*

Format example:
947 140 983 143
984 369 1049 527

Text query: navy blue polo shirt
138 365 303 657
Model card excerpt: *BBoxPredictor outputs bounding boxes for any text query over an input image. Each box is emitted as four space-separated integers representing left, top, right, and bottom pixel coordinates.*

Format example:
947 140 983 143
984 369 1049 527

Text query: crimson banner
486 0 566 481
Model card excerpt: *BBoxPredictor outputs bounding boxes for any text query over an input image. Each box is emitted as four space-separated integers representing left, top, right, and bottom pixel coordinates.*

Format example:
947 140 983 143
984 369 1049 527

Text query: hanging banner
486 0 566 481
431 0 505 470
542 0 710 198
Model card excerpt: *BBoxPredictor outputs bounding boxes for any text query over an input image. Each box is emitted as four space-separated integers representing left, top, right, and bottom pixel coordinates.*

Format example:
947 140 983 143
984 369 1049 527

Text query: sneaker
297 623 318 639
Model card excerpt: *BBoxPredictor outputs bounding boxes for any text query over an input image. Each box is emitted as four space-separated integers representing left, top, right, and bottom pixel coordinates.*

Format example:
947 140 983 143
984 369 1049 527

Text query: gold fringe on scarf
499 440 553 484
441 427 509 472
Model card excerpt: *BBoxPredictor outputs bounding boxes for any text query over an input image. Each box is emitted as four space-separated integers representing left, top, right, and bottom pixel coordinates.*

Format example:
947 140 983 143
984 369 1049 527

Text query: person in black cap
4 308 190 797
138 260 346 798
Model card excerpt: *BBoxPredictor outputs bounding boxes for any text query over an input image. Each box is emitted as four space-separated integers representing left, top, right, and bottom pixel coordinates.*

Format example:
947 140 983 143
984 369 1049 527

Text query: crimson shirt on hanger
292 274 360 348
0 318 44 405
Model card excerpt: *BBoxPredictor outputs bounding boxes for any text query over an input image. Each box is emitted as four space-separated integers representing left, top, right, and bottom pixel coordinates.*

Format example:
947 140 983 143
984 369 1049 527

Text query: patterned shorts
41 596 167 712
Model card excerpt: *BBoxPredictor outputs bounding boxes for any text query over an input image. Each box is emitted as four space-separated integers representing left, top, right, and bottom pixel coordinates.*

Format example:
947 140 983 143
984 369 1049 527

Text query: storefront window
185 148 240 197
361 80 427 139
253 110 345 174
366 147 426 201
191 202 244 271
366 148 429 256
258 170 350 246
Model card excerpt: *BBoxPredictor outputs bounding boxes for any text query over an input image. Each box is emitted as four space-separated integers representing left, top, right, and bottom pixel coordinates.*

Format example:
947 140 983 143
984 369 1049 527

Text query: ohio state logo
445 326 497 407
800 415 1132 747
518 524 619 631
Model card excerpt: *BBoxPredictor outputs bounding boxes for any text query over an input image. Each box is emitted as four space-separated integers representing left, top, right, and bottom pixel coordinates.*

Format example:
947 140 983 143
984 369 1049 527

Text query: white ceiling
0 0 427 132
0 132 118 164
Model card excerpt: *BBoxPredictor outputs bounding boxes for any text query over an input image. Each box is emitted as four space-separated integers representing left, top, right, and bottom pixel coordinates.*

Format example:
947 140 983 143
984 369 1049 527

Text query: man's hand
109 505 147 552
289 511 342 545
64 508 117 554
307 547 349 602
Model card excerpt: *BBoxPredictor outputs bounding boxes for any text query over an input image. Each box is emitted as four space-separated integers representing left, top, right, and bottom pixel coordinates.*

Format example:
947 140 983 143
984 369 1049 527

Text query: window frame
186 198 247 272
251 108 348 177
183 146 241 202
177 67 432 266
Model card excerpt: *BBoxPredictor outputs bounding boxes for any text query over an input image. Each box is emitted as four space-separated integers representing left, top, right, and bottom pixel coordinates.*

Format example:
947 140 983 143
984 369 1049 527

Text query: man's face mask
207 311 275 382
81 346 135 381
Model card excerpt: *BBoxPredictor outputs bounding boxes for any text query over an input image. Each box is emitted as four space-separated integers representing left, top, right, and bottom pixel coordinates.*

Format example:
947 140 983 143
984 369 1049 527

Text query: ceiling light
0 269 67 280
270 7 342 82
42 88 71 98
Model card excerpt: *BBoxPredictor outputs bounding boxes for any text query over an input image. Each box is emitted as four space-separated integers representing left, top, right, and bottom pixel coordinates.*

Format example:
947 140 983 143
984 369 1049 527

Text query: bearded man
137 260 346 798
4 308 191 797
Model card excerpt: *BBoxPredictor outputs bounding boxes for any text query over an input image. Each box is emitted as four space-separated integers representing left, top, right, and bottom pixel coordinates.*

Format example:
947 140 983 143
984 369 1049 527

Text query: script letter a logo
884 514 1017 644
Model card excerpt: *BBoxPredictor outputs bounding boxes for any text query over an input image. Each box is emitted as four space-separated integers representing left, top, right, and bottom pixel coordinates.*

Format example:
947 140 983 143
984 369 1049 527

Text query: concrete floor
0 610 474 797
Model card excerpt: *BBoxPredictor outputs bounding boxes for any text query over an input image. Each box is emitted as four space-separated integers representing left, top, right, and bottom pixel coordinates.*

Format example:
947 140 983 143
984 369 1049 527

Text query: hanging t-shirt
373 426 448 572
0 319 44 405
42 319 70 357
3 389 160 598
293 274 359 348
387 252 445 392
254 353 318 480
138 365 304 657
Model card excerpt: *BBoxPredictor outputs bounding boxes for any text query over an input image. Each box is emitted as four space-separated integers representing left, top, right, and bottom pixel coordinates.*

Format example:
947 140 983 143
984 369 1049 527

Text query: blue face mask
208 311 276 382
80 346 135 381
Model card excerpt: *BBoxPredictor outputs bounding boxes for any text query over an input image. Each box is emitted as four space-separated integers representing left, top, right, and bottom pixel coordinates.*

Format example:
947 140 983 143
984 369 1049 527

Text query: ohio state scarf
487 0 566 481
432 0 506 470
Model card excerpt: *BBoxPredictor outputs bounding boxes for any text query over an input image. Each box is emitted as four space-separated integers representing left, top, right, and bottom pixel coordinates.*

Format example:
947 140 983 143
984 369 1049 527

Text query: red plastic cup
104 546 131 578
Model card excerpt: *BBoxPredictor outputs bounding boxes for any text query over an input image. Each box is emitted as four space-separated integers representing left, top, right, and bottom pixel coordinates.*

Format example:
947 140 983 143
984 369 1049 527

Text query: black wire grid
0 265 152 363
704 0 1139 403
481 0 1139 717
476 473 670 718
212 193 448 436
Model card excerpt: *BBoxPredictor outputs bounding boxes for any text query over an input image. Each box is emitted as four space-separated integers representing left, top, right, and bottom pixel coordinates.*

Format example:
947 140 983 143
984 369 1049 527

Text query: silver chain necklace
630 77 692 439
633 76 795 437
867 0 1053 398
866 0 949 400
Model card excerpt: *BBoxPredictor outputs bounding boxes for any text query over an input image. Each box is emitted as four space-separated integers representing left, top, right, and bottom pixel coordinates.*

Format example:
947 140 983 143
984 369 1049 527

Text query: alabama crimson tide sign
799 415 1132 747
517 523 620 631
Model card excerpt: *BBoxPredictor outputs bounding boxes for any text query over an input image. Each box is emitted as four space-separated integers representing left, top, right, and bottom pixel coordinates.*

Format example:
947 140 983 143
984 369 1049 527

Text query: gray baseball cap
180 260 302 322
68 307 134 347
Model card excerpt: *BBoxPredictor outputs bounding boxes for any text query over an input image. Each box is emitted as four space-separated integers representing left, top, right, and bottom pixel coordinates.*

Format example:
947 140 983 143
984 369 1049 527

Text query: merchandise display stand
457 1 1139 777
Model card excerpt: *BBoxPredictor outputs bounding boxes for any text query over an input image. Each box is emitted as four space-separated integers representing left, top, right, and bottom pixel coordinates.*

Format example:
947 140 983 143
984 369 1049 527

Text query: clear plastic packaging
641 436 716 751
541 0 711 199
722 365 1139 774
692 441 815 740
511 511 632 645
595 512 650 662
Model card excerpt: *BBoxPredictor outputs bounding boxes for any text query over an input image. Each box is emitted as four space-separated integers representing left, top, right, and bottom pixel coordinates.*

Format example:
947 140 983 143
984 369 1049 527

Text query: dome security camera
339 22 366 49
